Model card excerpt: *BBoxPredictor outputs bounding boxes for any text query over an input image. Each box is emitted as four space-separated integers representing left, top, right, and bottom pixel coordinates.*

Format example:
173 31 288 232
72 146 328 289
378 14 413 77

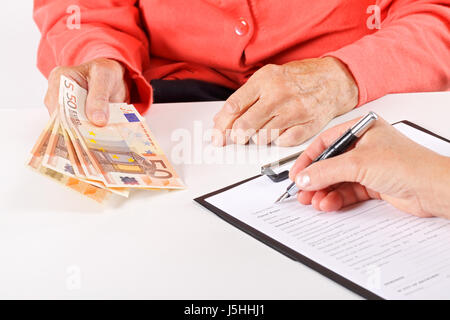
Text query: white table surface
0 92 449 299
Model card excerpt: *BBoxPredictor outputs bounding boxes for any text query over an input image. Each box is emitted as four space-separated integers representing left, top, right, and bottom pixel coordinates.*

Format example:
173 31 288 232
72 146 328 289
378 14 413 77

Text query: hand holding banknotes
28 76 184 203
44 58 128 126
289 117 450 219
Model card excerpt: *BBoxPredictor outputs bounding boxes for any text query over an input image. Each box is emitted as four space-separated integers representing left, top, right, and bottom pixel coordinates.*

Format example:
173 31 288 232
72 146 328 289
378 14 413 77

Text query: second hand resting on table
289 117 450 219
212 57 358 147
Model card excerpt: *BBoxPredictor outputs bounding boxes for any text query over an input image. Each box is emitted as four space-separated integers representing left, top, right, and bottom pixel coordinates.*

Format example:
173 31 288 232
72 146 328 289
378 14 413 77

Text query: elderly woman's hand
44 58 128 126
289 117 450 219
212 57 358 147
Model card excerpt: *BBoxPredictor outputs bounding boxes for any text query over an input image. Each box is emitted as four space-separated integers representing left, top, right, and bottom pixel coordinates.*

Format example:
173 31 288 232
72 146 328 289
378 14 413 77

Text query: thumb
295 153 361 191
85 74 112 127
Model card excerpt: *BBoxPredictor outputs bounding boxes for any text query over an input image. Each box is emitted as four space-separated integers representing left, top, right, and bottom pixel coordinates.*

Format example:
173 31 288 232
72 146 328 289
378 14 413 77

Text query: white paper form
204 123 450 299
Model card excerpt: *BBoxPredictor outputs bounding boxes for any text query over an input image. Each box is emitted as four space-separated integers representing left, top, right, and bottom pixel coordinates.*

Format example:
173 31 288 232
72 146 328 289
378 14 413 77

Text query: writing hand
289 117 450 218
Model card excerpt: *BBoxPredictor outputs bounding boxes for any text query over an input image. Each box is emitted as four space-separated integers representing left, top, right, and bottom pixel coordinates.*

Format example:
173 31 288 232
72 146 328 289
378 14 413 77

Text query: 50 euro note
26 114 111 203
42 117 130 198
59 75 185 189
57 80 104 183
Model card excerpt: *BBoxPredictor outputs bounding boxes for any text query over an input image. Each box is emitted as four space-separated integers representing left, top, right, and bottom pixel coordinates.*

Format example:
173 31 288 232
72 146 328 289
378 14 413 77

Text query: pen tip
275 192 290 203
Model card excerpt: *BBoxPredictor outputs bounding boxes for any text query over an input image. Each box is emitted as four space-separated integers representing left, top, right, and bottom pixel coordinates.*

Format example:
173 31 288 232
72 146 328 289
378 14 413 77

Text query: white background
0 2 48 109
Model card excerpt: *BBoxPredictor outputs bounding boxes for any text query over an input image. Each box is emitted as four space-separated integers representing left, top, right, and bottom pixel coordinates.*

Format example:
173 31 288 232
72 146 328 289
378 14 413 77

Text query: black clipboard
194 120 450 300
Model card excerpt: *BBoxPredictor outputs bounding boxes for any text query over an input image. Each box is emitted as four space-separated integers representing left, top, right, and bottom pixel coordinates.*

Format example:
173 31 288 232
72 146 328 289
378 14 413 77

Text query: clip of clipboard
194 120 450 300
260 151 302 182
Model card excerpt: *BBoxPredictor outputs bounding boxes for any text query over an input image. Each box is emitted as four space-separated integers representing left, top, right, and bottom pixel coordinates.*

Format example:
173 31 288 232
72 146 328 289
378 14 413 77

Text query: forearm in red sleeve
326 0 450 106
33 0 152 114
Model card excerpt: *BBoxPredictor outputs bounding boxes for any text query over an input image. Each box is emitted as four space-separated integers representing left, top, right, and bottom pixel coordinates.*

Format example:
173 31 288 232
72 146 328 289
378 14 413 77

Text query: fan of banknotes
26 76 184 203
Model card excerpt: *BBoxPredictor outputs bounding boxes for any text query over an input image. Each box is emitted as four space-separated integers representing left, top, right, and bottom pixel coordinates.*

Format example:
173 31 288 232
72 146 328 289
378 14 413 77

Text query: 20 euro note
42 117 130 198
59 76 184 189
26 115 111 203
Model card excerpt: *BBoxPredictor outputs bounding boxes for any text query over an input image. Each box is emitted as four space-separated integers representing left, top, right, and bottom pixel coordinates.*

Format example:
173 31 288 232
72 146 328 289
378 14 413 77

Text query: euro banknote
42 118 130 197
58 83 104 183
26 115 112 203
59 75 184 189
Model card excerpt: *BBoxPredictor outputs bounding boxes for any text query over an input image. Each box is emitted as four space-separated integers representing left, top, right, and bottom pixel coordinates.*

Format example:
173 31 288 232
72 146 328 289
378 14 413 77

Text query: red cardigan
34 0 450 114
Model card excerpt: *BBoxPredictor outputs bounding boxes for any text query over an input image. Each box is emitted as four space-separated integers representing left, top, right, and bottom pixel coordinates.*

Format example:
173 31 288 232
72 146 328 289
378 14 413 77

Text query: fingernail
92 111 106 124
224 102 238 113
295 173 310 189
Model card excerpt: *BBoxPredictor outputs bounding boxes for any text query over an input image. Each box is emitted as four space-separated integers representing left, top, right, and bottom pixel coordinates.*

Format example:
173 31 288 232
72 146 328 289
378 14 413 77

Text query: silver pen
275 111 378 203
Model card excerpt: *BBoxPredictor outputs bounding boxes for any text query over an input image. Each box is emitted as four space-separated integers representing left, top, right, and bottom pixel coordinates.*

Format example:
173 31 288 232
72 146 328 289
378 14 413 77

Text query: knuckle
91 95 109 103
86 97 109 110
90 61 108 75
255 63 278 77
49 66 66 79
271 117 287 131
87 89 109 101
233 118 249 130
263 63 279 73
261 91 280 106
226 96 241 111
254 101 273 117
91 58 123 76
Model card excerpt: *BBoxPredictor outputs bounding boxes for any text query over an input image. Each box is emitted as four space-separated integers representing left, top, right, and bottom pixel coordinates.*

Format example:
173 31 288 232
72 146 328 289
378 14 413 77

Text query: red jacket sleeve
326 0 450 106
33 0 152 114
